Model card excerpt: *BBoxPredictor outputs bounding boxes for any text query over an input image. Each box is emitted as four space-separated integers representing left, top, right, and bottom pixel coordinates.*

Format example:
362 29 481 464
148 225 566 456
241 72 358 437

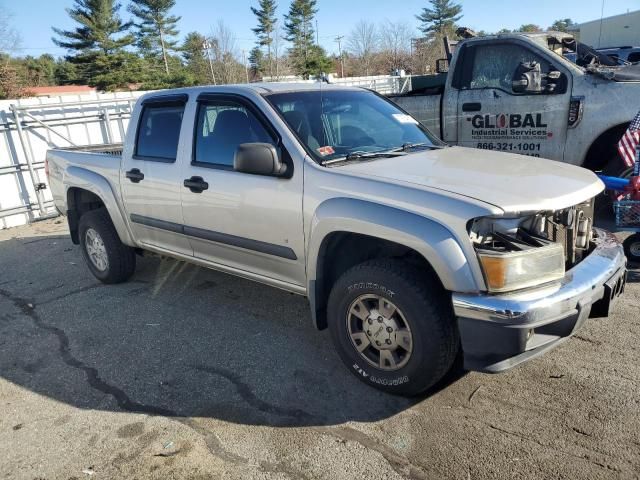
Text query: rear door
121 94 192 255
455 40 572 161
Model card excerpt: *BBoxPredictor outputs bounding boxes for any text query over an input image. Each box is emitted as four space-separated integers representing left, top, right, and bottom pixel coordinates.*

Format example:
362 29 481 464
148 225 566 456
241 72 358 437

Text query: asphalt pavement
0 217 638 480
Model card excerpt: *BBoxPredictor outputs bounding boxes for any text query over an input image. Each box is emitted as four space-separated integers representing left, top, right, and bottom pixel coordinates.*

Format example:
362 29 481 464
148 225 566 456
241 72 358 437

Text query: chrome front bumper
452 228 627 373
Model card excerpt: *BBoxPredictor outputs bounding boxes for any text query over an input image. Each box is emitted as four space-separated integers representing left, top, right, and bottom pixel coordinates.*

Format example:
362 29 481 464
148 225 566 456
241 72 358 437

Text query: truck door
179 93 306 288
121 94 192 256
455 40 572 161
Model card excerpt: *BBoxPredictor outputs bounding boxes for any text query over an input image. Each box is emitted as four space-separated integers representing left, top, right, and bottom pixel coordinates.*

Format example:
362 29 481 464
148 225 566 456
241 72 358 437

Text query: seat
283 110 320 151
198 109 254 166
141 111 182 158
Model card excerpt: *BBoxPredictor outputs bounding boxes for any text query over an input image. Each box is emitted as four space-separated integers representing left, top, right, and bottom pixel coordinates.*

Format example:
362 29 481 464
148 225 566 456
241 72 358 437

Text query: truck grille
544 198 594 268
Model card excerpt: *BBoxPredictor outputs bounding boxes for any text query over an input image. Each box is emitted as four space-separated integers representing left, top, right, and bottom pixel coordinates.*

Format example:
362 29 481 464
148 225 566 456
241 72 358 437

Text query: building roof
579 9 640 27
24 85 97 97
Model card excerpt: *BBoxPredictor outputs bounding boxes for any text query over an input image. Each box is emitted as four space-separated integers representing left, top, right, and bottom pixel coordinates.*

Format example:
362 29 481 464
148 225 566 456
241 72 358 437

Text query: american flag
618 110 640 168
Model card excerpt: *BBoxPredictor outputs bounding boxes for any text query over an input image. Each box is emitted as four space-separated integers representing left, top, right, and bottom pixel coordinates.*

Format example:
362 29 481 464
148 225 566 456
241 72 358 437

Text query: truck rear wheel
327 259 459 396
78 208 136 284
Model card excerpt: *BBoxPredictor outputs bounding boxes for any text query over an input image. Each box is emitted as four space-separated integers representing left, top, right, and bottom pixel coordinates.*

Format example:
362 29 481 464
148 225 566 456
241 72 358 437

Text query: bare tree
347 20 378 76
209 20 244 84
0 6 23 98
379 20 413 72
0 7 20 62
272 19 291 79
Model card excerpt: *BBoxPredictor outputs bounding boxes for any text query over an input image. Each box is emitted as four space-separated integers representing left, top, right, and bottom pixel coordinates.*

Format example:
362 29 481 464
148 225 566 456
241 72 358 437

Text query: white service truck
392 32 640 174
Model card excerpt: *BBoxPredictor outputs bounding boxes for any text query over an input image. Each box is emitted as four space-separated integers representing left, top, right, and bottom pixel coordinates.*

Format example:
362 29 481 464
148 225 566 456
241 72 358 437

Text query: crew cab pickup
46 84 627 395
391 32 640 174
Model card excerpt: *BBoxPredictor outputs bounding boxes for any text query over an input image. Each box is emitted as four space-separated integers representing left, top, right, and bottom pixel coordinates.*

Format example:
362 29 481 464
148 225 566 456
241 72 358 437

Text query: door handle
462 102 482 112
125 168 144 183
184 176 209 193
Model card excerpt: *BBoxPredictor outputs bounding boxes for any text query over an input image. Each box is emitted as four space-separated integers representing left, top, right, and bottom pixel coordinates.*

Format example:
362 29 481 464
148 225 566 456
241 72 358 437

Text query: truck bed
390 94 442 137
46 144 124 215
55 143 124 156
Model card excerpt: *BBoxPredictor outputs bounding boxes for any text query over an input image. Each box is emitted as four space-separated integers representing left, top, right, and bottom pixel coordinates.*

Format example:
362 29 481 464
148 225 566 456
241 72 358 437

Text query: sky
4 0 639 58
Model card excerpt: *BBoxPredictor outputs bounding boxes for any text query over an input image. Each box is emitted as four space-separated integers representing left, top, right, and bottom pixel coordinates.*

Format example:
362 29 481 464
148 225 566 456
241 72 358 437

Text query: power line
597 0 606 48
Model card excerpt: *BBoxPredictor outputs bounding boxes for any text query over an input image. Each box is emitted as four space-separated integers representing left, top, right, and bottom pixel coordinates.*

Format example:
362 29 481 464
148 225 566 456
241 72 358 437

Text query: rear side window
135 105 185 161
194 100 276 168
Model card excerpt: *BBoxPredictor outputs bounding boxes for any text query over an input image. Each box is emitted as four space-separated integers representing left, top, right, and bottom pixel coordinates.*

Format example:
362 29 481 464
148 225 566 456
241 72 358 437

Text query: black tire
596 159 634 217
602 155 633 179
327 259 459 396
78 208 136 284
623 234 640 263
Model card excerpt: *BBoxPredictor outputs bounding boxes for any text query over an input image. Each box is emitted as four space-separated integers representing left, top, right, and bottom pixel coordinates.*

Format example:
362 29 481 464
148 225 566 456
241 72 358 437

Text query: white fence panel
0 91 146 229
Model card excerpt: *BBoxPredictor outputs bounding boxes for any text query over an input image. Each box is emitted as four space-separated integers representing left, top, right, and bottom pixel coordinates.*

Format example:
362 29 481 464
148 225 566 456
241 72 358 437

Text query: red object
24 85 97 97
623 176 640 200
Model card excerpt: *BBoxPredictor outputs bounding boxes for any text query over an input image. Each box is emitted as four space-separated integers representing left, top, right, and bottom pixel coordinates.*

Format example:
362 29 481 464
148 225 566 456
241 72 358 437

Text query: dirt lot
0 218 638 480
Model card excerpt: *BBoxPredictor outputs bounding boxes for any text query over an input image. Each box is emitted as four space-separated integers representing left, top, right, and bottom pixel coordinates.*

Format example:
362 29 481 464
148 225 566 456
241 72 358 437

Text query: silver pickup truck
46 84 627 395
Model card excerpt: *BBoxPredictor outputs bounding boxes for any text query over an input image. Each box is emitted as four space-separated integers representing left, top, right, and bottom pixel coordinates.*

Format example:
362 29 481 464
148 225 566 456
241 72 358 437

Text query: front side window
266 90 441 164
469 43 551 91
194 100 276 168
135 105 184 161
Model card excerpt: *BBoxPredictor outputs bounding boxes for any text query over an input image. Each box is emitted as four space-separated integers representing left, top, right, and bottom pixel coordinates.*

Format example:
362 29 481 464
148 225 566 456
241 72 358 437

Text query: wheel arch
582 123 629 173
306 198 481 330
65 167 134 246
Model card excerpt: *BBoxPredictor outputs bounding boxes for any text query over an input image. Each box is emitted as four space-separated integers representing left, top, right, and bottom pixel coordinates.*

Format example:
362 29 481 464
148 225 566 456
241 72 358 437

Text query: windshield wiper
323 150 405 165
345 151 406 161
393 142 438 152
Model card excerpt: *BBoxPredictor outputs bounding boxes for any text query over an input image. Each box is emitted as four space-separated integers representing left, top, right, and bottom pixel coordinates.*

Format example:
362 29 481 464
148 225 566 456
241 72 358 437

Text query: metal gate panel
0 91 146 229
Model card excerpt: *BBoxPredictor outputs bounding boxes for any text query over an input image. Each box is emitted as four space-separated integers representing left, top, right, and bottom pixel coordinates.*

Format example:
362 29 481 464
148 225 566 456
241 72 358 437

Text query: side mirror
512 61 544 94
436 58 449 74
234 143 289 177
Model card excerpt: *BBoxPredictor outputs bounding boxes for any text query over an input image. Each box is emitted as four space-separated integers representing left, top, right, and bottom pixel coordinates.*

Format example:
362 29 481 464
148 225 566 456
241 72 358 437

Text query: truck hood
337 146 604 213
587 63 640 82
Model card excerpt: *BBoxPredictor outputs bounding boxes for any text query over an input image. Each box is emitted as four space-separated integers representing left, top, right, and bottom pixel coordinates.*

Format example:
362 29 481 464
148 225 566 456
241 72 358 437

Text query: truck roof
140 82 358 101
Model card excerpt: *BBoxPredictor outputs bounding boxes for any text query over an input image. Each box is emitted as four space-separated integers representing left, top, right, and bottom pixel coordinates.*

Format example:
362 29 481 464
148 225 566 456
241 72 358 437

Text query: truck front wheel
623 233 640 263
78 208 136 284
327 259 459 396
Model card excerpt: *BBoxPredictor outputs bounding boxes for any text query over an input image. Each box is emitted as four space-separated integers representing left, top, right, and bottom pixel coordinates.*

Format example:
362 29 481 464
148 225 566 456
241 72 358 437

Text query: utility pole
335 35 345 78
316 19 319 45
242 50 249 83
203 40 217 85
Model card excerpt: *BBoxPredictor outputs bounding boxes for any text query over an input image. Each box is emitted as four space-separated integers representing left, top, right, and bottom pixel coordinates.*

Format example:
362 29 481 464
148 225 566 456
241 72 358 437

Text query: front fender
65 166 135 246
306 198 484 327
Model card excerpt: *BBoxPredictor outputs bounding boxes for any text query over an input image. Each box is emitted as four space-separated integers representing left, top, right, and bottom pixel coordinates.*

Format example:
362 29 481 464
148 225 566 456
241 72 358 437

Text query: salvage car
392 31 640 175
46 84 627 395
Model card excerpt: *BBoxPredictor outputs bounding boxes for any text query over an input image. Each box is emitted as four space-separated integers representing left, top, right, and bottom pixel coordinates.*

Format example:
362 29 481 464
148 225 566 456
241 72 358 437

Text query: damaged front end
469 198 595 293
454 198 626 372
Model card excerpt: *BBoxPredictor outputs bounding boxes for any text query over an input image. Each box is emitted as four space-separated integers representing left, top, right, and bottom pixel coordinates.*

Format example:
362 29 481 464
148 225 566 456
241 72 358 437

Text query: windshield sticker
392 114 419 125
317 146 335 156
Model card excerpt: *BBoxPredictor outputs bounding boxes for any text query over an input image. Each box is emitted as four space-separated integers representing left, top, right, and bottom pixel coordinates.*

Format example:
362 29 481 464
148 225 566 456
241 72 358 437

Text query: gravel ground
0 217 638 480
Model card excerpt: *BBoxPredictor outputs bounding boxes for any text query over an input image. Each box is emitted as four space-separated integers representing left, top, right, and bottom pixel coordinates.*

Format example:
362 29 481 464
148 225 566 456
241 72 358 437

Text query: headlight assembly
477 242 565 293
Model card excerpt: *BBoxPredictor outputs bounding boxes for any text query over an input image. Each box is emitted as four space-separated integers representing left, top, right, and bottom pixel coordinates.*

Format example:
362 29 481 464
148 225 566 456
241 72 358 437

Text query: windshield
265 90 442 164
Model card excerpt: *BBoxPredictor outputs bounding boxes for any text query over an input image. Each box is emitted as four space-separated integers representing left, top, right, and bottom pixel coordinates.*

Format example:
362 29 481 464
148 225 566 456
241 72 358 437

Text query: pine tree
550 18 578 33
182 31 211 85
248 46 266 78
52 0 138 90
251 0 277 78
129 0 181 75
284 0 323 78
416 0 462 37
